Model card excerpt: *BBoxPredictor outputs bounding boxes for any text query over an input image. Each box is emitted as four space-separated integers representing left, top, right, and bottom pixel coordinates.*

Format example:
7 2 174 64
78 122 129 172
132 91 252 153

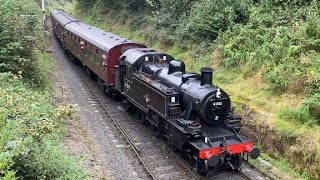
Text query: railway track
239 161 275 180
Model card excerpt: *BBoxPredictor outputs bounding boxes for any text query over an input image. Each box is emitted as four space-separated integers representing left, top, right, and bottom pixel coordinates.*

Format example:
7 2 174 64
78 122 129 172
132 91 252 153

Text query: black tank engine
116 48 260 174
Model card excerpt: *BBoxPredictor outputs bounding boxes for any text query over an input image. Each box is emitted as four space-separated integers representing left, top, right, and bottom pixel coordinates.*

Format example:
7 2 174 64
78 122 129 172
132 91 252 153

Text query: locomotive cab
116 48 174 93
118 48 181 121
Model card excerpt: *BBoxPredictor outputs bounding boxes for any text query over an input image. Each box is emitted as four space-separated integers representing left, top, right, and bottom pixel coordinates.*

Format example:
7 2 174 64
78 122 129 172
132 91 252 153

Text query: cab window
126 65 132 80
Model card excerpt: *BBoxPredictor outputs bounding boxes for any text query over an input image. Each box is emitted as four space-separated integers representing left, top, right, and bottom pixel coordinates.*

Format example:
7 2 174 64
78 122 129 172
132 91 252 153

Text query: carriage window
90 45 93 51
85 42 87 47
71 34 73 38
96 48 99 55
74 36 76 41
79 38 81 42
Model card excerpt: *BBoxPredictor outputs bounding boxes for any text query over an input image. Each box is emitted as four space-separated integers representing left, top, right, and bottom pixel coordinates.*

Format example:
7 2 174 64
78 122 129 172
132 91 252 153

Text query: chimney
200 67 213 86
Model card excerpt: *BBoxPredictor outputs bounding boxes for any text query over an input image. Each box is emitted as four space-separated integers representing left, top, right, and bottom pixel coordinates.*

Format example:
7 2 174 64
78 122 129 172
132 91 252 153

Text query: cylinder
200 67 213 86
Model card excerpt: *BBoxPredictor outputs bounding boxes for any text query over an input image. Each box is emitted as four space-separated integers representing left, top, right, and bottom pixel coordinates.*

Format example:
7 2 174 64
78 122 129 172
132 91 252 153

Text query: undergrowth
0 0 87 179
0 73 86 179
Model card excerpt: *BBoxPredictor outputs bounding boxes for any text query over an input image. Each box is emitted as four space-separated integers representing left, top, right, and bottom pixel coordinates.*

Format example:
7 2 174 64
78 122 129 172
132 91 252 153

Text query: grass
251 153 310 180
33 50 55 91
46 0 73 11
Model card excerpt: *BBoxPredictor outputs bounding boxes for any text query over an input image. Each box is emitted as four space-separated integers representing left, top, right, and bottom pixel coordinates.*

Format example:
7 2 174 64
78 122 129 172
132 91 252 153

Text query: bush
0 1 87 178
277 93 320 125
14 140 86 179
303 93 320 122
219 5 320 93
177 0 250 42
0 0 49 88
278 107 316 126
0 73 86 179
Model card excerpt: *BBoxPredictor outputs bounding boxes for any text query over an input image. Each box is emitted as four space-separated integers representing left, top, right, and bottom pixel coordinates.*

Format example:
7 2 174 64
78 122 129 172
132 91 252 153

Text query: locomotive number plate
213 102 222 106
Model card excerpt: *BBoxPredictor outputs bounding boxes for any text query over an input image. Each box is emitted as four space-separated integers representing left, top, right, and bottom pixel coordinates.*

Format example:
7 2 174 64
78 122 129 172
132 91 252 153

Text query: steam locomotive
51 9 260 174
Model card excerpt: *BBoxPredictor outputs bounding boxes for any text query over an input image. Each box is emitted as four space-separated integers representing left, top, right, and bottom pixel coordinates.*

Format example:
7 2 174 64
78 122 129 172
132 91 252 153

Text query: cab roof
122 48 173 65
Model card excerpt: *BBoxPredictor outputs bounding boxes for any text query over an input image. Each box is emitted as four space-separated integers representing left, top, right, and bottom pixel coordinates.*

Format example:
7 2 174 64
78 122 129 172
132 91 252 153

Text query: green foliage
153 0 194 31
0 0 87 178
219 3 320 93
177 0 250 42
260 0 314 7
46 0 73 10
0 0 49 88
278 107 316 126
277 93 320 126
0 73 86 179
78 0 149 13
14 140 86 179
303 93 320 121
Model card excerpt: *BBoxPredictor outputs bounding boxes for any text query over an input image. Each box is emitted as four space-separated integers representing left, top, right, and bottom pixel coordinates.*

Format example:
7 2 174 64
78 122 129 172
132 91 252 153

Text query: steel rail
240 161 275 180
236 168 255 180
157 139 203 180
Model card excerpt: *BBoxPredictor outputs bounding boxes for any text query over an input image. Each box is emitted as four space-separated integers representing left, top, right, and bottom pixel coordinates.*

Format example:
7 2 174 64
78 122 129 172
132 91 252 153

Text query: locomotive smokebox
200 67 213 86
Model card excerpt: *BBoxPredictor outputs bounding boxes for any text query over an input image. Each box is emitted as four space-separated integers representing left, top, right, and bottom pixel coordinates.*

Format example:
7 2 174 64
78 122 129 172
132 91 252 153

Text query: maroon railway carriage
51 9 146 91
